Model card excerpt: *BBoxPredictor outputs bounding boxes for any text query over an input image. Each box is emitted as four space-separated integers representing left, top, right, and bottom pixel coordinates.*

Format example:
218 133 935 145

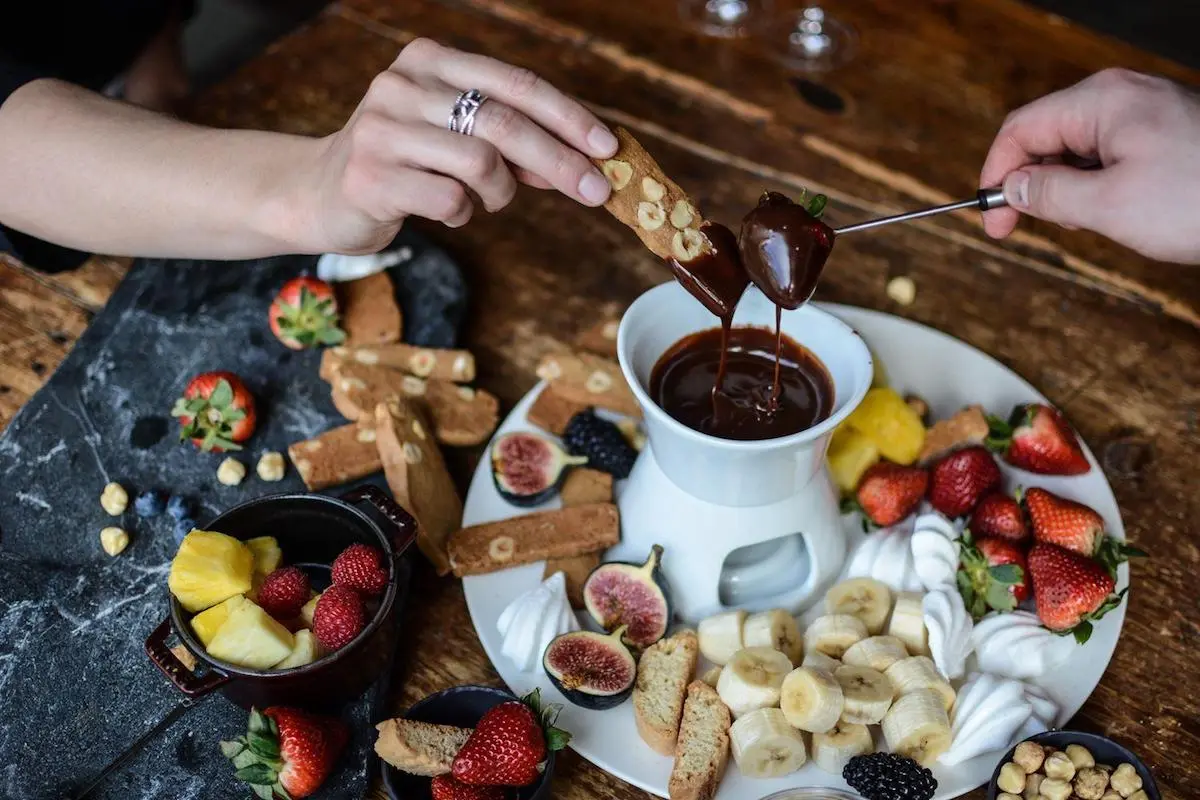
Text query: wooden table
3 2 1198 798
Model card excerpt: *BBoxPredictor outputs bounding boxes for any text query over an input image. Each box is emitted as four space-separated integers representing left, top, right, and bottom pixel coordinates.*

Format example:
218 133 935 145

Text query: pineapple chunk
844 387 926 465
299 593 321 628
206 601 295 669
870 349 889 388
168 530 254 613
190 595 247 647
245 536 283 582
828 426 881 495
274 629 323 669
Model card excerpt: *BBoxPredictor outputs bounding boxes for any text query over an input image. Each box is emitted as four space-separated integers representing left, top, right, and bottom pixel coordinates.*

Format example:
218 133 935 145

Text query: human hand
980 68 1200 264
299 38 619 254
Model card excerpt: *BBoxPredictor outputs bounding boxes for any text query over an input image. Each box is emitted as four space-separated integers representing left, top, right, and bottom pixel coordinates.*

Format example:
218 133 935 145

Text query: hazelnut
400 375 426 396
1013 741 1046 774
100 482 129 516
1039 777 1072 800
669 200 695 229
402 443 422 465
1110 763 1142 797
452 353 472 380
1126 792 1149 800
584 370 613 394
671 228 708 261
1023 773 1043 800
886 275 917 306
339 376 367 391
216 457 246 487
456 386 476 401
355 427 376 443
352 348 379 364
411 419 426 441
636 201 666 231
1067 743 1097 769
489 536 515 562
601 320 619 340
601 159 632 190
1044 751 1077 780
256 452 286 482
100 527 129 556
997 762 1026 794
536 358 562 381
641 176 666 202
408 350 436 377
1074 767 1110 800
996 795 1020 800
1101 793 1123 800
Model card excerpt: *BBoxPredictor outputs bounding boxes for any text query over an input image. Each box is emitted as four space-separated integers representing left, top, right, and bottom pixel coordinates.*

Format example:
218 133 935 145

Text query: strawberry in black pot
171 371 256 452
452 689 570 787
269 276 346 350
986 402 1090 475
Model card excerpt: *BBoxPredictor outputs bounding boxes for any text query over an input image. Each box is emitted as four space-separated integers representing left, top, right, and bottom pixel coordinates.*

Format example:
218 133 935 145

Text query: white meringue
923 586 973 680
845 519 923 593
940 672 1035 766
972 610 1074 680
1017 681 1060 738
911 523 960 592
496 572 579 672
315 247 412 283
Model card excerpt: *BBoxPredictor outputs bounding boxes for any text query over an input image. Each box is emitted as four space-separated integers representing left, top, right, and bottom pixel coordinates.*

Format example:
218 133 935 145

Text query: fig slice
583 544 672 649
543 625 636 710
491 431 587 507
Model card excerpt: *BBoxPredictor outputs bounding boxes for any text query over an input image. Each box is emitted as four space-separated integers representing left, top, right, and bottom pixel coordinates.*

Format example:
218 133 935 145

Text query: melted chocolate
667 222 748 321
738 192 836 310
650 325 834 441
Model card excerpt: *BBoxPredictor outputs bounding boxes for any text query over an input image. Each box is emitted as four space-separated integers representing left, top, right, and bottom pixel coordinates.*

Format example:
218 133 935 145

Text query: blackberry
562 410 637 479
134 490 167 518
843 753 937 800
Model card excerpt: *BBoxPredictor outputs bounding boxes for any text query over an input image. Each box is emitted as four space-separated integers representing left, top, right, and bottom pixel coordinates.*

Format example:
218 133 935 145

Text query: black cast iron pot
145 485 417 711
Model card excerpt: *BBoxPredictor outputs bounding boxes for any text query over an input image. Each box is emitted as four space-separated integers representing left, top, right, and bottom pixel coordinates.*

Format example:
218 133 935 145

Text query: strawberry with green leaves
1028 542 1126 643
452 689 570 787
221 706 348 799
171 371 256 452
1024 487 1145 573
852 462 928 527
957 533 1029 619
987 403 1090 475
269 277 346 350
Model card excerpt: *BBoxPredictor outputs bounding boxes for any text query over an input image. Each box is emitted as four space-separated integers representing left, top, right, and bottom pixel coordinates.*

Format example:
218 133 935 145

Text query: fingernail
1005 170 1031 209
579 170 610 205
587 125 618 157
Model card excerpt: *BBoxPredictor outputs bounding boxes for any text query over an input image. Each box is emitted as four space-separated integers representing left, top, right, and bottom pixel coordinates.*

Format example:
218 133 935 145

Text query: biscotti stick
288 422 381 490
336 271 403 346
374 400 461 576
535 351 641 419
447 503 620 577
526 383 591 436
544 468 613 607
576 318 620 359
594 127 713 263
322 344 476 383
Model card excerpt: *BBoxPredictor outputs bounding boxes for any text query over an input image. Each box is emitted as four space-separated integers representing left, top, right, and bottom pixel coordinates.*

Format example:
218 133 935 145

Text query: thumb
1003 164 1111 231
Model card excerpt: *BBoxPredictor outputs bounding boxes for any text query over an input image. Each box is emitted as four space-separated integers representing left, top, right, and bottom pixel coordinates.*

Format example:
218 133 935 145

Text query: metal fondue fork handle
834 188 1008 235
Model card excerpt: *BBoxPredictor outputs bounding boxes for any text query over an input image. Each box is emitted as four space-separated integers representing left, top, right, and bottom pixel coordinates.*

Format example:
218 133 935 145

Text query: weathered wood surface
1 2 1198 799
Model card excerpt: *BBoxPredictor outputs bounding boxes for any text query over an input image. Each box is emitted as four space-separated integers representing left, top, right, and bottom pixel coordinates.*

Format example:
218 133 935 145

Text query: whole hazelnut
997 762 1026 794
1044 751 1077 781
1013 741 1046 774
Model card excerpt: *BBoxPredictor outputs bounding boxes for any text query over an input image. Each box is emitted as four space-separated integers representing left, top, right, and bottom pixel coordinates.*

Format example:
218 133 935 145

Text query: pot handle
144 617 230 697
341 484 420 554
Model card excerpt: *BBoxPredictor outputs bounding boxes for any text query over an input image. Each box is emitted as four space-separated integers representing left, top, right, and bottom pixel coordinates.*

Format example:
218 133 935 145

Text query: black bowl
986 729 1160 800
382 685 556 800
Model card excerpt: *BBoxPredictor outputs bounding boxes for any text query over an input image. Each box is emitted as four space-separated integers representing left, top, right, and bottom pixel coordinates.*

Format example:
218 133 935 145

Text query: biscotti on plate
634 630 700 756
668 681 732 800
373 718 472 777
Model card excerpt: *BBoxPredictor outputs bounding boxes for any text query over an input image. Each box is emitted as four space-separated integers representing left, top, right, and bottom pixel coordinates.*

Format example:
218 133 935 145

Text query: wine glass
678 0 772 39
767 5 857 72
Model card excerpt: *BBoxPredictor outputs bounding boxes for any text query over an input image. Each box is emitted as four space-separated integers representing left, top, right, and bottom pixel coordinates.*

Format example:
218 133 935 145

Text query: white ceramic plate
461 303 1128 800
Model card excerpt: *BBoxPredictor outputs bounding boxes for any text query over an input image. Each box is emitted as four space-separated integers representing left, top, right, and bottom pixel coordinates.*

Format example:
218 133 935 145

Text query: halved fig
491 431 587 507
543 625 636 710
583 544 672 649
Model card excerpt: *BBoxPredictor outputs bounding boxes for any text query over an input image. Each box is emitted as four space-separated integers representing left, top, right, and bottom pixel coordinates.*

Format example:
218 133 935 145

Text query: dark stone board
0 229 466 800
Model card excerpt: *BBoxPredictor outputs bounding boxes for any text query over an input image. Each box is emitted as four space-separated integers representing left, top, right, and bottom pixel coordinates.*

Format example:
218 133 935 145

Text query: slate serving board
0 229 466 800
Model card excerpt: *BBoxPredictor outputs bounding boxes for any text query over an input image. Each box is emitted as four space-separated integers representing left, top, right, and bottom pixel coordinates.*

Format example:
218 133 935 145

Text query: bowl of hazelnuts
987 730 1160 800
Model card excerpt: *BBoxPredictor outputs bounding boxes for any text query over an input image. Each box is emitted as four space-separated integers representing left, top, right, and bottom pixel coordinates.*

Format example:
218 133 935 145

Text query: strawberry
452 689 570 787
1028 542 1125 643
330 543 389 597
957 534 1030 619
927 445 1001 518
968 491 1029 543
269 277 345 350
170 371 256 452
986 403 1090 475
312 584 366 651
853 462 928 527
221 706 348 799
431 775 506 800
256 567 312 621
1024 487 1103 556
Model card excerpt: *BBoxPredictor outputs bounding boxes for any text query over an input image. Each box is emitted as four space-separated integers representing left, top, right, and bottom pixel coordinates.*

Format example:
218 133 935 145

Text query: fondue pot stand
145 485 417 710
613 282 873 621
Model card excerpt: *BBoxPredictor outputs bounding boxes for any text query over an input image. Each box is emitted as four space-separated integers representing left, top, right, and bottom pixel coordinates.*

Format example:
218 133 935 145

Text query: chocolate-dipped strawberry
542 626 636 710
738 191 835 309
491 431 587 507
582 545 671 649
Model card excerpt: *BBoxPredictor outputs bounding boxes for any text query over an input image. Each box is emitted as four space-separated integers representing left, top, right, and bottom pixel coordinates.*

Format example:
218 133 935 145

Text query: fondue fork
834 188 1008 235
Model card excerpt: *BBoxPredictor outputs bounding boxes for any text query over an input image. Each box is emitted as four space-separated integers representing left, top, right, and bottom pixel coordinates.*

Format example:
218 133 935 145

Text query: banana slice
842 635 910 672
804 614 868 659
699 665 723 688
882 688 952 766
833 664 895 724
884 655 956 711
717 647 794 718
811 720 874 774
698 610 746 666
743 609 803 666
780 666 845 733
887 591 930 656
802 650 841 674
825 577 892 635
729 707 808 778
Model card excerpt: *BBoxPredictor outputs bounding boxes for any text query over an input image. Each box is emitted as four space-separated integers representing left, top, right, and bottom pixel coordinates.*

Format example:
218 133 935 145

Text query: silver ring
447 89 487 136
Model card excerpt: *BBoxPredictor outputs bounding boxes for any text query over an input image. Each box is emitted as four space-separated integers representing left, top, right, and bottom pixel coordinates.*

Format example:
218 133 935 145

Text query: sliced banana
801 650 841 674
882 688 952 766
804 614 868 659
717 647 794 718
743 609 803 666
729 707 808 778
698 610 746 666
699 665 723 688
884 655 956 711
811 720 875 774
825 577 893 635
833 664 895 725
780 667 844 733
842 635 910 672
887 591 930 656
